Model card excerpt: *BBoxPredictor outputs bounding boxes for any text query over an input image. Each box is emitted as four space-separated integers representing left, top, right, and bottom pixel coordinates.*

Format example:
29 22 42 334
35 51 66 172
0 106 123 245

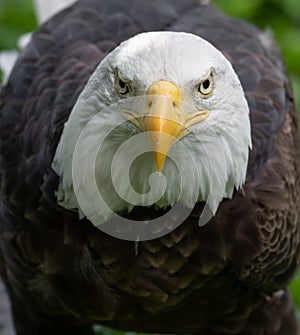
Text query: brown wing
0 1 299 335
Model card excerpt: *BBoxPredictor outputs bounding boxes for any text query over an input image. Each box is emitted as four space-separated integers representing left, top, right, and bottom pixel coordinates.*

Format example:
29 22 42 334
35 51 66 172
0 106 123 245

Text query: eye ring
198 72 214 97
116 73 130 96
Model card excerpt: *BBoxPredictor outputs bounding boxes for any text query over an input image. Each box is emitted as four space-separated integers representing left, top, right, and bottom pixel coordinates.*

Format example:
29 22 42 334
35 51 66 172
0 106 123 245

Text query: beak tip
154 152 166 172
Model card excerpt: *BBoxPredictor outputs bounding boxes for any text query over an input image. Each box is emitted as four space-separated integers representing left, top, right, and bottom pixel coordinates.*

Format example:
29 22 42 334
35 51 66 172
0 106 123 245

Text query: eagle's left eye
198 72 214 97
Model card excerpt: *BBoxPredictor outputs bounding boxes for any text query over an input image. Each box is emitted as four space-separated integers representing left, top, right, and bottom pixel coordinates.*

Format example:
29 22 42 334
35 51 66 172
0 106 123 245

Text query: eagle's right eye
116 74 130 96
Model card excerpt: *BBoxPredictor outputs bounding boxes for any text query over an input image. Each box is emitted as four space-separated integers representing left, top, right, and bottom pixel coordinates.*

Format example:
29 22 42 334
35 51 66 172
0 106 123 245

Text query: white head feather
52 31 251 226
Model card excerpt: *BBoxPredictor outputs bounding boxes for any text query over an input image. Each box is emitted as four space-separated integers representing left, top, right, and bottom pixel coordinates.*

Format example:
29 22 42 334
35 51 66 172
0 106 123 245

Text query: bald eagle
0 1 300 335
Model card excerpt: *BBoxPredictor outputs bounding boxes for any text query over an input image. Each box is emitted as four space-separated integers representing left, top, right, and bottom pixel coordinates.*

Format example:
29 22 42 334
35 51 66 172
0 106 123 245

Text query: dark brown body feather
0 1 300 334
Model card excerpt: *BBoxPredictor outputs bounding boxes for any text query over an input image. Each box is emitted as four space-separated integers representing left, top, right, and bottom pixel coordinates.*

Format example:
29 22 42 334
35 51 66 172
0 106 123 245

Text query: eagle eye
116 73 130 96
198 72 214 97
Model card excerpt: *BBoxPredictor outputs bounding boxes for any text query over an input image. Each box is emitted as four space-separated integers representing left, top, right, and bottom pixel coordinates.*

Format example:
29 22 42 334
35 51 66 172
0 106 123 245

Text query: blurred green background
214 0 300 112
0 0 300 328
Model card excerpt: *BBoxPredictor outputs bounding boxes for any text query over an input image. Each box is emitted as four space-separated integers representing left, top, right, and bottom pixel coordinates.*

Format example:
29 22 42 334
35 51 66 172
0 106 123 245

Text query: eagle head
52 31 251 237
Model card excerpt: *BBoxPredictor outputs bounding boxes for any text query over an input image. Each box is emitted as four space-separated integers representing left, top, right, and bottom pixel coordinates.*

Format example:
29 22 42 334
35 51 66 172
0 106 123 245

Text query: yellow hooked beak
123 80 209 172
